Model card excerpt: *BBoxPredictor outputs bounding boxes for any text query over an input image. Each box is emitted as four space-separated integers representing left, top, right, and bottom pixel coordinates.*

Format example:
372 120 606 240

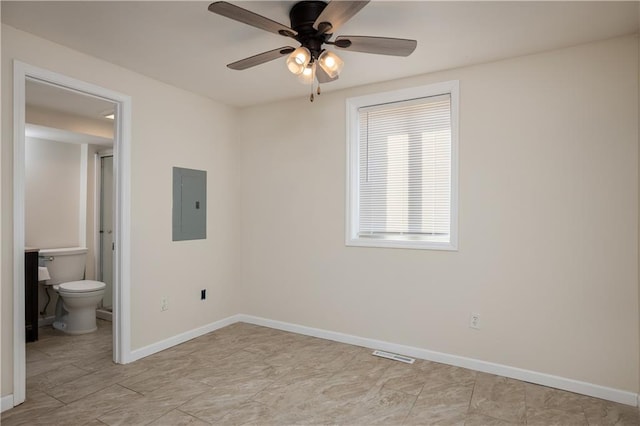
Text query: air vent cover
372 350 415 364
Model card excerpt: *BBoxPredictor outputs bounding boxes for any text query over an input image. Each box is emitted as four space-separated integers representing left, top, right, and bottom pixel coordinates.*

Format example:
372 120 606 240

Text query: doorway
12 61 132 407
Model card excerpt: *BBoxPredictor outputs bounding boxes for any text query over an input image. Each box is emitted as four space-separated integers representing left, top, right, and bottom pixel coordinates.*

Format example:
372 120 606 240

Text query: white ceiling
26 123 114 146
3 1 638 108
26 78 116 120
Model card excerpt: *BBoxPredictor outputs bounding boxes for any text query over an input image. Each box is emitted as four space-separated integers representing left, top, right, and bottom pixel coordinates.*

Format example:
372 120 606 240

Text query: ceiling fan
208 1 417 101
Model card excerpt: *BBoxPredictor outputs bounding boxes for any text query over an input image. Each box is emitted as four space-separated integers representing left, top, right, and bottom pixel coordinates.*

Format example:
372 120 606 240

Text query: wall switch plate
470 313 480 329
161 297 169 311
201 289 206 300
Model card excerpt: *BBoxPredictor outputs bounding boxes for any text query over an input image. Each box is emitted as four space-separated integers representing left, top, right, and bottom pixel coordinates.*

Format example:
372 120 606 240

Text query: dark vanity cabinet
25 249 39 342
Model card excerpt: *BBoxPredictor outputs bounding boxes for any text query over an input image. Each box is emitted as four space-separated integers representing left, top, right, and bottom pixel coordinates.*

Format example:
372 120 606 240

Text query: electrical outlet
161 297 169 311
201 289 206 300
469 313 480 329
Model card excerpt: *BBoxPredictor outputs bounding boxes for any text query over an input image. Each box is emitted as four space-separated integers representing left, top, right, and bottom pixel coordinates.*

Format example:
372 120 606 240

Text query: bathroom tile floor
2 320 638 425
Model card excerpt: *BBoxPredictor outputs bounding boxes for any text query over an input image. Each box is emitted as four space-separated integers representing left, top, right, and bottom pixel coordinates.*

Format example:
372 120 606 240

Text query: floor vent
372 350 415 364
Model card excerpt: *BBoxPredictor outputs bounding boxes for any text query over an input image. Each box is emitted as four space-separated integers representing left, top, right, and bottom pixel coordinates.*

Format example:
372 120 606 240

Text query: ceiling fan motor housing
288 1 331 60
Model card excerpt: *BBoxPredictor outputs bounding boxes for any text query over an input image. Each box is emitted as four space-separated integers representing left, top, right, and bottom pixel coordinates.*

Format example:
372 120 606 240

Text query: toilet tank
38 247 88 285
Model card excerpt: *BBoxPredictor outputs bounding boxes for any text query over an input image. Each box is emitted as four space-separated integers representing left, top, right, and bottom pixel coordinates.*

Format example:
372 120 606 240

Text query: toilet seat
57 280 106 293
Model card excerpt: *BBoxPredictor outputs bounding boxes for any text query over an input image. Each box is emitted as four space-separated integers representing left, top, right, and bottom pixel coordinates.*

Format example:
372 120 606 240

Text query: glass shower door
100 155 114 309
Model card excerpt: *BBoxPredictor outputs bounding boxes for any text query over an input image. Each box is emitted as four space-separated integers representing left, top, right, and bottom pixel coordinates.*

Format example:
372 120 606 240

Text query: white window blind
358 94 452 242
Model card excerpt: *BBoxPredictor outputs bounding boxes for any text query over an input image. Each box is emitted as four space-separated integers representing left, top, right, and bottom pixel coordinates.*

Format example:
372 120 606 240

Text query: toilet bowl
53 280 106 334
39 247 106 335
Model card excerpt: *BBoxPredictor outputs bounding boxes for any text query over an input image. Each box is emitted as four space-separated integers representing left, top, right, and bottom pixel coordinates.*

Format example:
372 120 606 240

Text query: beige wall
25 137 82 249
1 24 241 397
0 3 4 405
238 35 639 393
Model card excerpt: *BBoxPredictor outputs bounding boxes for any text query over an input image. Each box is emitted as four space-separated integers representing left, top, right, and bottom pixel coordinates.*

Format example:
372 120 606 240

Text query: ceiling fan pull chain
310 62 316 102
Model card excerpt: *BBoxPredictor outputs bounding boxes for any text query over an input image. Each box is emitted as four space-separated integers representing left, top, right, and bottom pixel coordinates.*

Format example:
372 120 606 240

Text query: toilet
39 247 105 334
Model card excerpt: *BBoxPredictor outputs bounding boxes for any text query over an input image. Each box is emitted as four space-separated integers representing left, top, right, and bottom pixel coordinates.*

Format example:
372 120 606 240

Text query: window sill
346 237 458 251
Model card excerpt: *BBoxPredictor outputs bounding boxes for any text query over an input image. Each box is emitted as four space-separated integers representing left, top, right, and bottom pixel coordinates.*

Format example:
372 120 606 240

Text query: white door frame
12 61 132 406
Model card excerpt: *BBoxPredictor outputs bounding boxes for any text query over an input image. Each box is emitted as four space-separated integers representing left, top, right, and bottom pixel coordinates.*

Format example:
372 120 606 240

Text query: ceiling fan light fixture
318 50 344 79
286 46 311 75
298 63 315 85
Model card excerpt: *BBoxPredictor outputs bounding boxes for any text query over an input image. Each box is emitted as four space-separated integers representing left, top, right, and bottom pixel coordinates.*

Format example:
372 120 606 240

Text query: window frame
345 80 459 251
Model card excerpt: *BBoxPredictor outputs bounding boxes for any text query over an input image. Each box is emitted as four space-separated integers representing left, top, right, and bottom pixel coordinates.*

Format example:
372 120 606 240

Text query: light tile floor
2 320 638 425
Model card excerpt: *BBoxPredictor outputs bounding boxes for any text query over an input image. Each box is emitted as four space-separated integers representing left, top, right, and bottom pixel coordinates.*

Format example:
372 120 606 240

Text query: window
346 81 459 250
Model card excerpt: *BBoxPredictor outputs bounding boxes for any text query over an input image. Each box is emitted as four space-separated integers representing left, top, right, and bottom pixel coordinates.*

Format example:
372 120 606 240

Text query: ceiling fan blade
227 47 295 70
314 1 370 35
208 2 297 38
334 36 417 56
316 65 339 84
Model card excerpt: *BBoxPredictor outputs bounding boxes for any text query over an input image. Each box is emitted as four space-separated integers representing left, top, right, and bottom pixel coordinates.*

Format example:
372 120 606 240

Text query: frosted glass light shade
318 50 344 78
286 47 311 75
298 63 315 85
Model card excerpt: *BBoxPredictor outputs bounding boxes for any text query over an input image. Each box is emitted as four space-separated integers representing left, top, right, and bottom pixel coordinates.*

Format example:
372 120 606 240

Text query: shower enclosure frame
94 150 114 318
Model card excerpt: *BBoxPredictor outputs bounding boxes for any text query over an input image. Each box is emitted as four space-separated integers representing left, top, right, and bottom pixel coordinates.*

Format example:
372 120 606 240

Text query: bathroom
25 79 115 343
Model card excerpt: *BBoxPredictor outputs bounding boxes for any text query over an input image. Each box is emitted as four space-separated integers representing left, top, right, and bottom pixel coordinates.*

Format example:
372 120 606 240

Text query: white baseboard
96 309 113 322
127 314 242 363
1 394 14 413
38 315 55 328
237 314 639 407
38 313 111 326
